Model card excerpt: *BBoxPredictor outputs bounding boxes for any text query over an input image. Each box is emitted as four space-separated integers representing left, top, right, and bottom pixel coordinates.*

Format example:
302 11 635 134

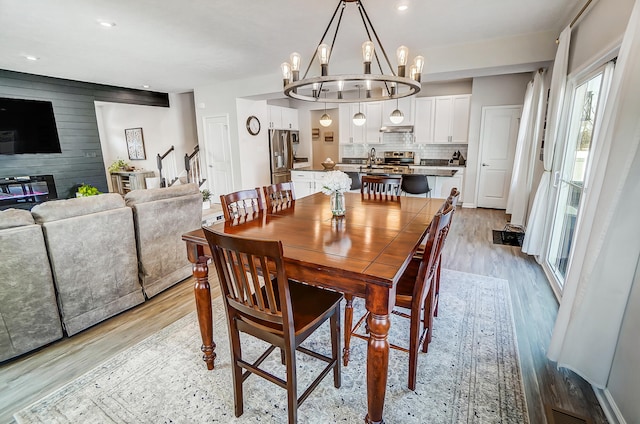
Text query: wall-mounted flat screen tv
0 97 62 154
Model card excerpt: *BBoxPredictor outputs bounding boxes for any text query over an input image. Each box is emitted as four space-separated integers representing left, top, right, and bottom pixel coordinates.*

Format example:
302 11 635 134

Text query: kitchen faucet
369 147 376 167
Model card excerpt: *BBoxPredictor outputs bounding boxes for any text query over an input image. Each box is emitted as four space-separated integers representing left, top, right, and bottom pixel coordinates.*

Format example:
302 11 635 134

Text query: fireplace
0 175 58 210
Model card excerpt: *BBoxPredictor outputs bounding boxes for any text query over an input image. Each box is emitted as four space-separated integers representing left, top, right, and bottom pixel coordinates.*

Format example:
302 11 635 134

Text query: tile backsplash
340 133 468 163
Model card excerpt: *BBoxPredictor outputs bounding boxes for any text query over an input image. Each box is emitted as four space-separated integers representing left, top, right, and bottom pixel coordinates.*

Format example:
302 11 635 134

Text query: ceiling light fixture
353 85 366 126
281 0 424 104
319 89 333 127
397 4 409 11
389 98 404 124
142 85 150 89
98 21 116 28
24 55 39 61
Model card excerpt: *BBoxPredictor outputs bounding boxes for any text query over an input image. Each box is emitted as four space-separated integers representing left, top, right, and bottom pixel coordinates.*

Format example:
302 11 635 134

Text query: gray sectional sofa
0 183 202 361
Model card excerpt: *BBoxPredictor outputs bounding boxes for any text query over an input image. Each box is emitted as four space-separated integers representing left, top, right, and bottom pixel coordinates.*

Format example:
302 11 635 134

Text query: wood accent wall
0 69 169 199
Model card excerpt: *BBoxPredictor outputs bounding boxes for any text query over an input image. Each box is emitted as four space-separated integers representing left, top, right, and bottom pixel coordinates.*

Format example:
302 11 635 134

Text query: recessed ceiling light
98 20 116 28
142 85 150 89
24 55 39 61
397 4 409 11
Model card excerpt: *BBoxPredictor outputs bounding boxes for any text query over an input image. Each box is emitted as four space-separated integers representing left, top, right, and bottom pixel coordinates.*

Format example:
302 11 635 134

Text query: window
546 65 613 288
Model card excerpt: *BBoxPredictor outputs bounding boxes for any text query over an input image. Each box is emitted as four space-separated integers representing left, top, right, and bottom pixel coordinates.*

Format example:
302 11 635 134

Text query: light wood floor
0 207 607 423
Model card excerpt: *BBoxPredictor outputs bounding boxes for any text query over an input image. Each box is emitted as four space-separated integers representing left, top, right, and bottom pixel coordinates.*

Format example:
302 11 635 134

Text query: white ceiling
0 0 583 94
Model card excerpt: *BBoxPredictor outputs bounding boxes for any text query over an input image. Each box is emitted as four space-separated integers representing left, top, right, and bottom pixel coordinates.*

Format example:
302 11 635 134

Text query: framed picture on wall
125 127 146 160
324 131 334 143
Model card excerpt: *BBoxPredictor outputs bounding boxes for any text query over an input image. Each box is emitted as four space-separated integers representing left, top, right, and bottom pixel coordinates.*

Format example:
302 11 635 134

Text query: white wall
96 92 198 191
235 98 270 189
464 73 532 207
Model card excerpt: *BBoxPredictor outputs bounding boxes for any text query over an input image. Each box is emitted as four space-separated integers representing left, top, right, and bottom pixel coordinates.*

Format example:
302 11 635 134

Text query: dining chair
263 182 296 211
361 175 401 198
220 188 264 221
400 174 431 197
343 204 454 391
202 228 343 424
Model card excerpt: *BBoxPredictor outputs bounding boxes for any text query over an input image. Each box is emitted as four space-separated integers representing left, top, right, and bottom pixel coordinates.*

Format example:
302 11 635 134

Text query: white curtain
522 26 571 255
506 70 545 227
547 0 640 387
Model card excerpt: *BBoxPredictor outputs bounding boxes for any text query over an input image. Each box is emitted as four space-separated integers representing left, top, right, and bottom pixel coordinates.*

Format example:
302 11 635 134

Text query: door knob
482 163 489 167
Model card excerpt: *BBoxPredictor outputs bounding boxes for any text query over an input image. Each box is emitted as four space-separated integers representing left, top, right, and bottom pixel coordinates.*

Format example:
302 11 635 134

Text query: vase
330 191 346 216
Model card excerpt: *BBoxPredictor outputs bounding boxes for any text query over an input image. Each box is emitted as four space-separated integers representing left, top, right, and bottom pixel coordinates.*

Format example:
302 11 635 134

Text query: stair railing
157 146 178 187
184 145 206 186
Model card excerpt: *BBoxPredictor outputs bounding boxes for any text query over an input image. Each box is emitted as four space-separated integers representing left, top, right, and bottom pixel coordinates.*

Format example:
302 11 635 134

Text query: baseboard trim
594 387 626 424
462 202 476 208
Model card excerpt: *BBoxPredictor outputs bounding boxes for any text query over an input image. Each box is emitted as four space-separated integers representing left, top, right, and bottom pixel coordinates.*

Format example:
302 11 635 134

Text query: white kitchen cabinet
282 107 299 130
433 95 471 144
268 106 299 130
291 170 325 198
382 97 414 126
434 167 464 201
414 97 435 143
365 102 382 144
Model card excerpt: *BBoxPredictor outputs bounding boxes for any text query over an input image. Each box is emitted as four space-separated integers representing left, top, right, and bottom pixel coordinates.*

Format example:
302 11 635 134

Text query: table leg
365 288 392 424
193 256 216 370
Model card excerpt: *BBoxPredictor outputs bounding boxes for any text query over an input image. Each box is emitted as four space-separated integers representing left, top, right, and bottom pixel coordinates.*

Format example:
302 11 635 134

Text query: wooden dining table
182 191 443 424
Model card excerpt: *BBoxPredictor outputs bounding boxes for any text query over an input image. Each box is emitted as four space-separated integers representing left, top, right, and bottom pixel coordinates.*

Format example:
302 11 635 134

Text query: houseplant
108 159 131 173
201 189 212 209
321 170 351 216
76 183 101 197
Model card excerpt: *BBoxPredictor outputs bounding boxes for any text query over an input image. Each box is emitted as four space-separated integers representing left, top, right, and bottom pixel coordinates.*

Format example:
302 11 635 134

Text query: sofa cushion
0 218 63 361
31 193 126 224
0 208 35 230
124 183 199 206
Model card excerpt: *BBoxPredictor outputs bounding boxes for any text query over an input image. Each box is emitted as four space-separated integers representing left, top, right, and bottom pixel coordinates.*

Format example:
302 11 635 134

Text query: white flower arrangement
321 170 352 195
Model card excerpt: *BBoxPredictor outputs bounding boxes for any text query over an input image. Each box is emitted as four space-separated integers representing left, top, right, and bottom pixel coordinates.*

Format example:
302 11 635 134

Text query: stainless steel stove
383 151 414 165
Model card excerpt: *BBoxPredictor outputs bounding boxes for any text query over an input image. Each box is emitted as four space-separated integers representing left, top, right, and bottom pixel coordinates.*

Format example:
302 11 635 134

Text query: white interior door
203 115 233 203
477 106 521 209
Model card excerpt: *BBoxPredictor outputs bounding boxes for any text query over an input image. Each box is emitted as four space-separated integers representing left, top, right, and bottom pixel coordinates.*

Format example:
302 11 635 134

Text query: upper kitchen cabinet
339 103 380 144
268 105 299 130
414 97 435 143
433 95 471 144
381 97 415 126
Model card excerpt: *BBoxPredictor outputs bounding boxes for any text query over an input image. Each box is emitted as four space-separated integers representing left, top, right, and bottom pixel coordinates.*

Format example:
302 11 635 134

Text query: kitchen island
290 166 463 201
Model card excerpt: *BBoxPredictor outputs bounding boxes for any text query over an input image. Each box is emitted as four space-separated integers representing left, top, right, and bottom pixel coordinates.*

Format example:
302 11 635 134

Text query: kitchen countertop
292 166 458 177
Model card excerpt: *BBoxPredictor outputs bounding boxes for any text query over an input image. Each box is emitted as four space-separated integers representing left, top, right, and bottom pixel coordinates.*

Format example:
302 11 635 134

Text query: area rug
14 270 528 424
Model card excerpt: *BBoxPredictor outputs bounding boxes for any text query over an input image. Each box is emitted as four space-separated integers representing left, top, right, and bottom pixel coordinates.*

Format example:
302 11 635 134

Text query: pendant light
319 89 332 127
389 98 404 124
353 85 366 126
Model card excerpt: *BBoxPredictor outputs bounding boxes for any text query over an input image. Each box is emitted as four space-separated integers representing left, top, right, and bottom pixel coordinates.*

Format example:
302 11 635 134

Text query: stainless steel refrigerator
269 129 297 184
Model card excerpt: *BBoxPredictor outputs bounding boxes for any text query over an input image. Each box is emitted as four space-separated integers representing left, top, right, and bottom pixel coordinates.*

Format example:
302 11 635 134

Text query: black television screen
0 97 62 154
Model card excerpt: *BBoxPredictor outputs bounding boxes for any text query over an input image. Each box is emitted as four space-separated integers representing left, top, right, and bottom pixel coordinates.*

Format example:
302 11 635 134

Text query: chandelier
280 0 423 109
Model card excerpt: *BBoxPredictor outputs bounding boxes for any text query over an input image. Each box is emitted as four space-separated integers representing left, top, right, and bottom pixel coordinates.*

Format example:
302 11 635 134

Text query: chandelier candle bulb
397 45 409 76
281 62 291 86
290 52 301 81
362 41 375 74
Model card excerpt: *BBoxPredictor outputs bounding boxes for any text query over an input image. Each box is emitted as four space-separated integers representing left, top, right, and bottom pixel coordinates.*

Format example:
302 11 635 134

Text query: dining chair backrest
263 182 296 211
220 188 264 221
416 203 454 298
204 229 289 327
401 174 431 197
361 175 401 198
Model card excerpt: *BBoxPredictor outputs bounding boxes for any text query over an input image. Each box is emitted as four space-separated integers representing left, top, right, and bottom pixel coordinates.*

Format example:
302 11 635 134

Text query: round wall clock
246 115 261 136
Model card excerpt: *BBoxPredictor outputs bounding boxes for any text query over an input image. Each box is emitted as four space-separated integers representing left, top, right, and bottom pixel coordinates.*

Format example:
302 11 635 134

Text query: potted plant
76 183 101 197
108 159 131 173
201 189 212 209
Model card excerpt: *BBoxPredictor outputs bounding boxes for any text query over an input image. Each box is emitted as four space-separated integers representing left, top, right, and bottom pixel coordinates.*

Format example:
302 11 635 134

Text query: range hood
379 125 414 133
